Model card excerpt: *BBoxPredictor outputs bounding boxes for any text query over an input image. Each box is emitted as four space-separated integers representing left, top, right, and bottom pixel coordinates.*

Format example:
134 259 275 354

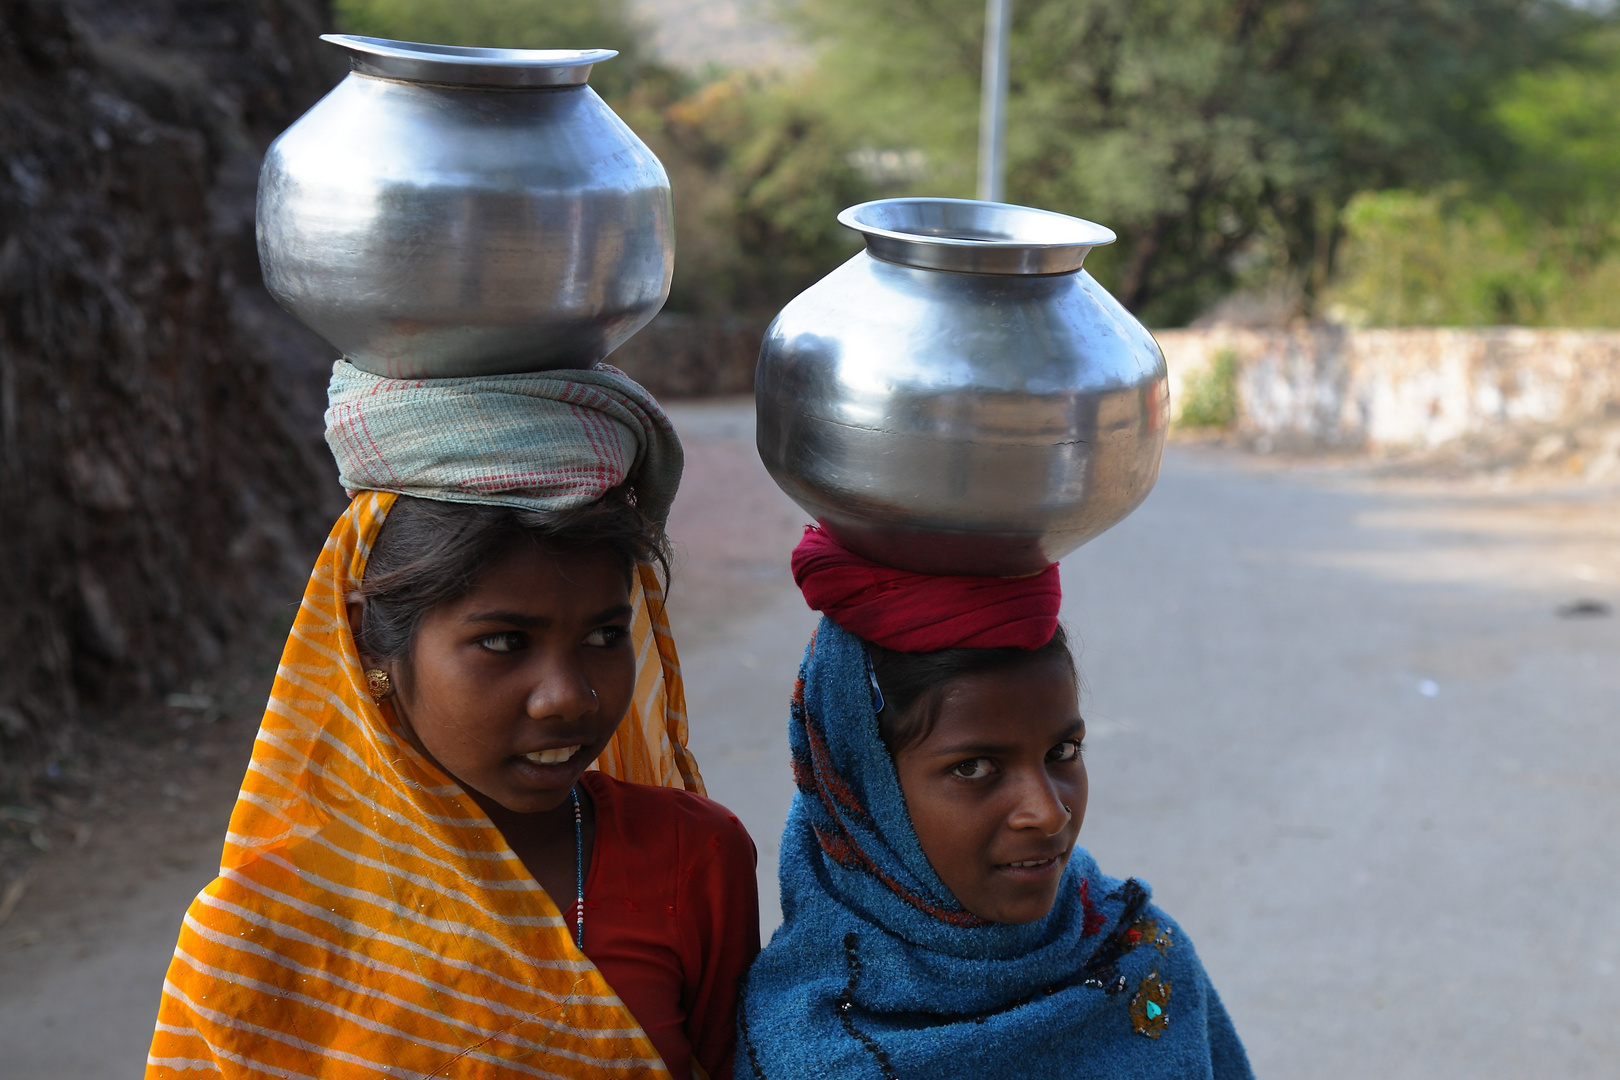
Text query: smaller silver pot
756 198 1169 576
256 36 674 379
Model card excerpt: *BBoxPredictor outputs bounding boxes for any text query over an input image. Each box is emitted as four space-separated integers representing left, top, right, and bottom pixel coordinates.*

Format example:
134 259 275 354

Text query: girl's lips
993 854 1065 882
522 745 581 766
509 746 585 786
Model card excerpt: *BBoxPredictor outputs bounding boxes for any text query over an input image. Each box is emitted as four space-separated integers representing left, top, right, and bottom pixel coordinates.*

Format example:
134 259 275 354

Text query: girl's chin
974 860 1068 922
980 892 1062 925
472 757 593 814
485 787 576 816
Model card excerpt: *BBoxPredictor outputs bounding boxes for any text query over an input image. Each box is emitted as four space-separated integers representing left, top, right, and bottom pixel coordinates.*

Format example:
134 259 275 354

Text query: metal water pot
256 36 674 379
756 198 1169 577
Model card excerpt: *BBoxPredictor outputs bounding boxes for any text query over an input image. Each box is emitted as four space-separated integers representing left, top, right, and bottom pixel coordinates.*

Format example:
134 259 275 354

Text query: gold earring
364 668 392 701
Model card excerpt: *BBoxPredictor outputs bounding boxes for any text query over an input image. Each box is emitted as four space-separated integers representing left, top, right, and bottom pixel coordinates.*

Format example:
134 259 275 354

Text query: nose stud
1062 804 1072 815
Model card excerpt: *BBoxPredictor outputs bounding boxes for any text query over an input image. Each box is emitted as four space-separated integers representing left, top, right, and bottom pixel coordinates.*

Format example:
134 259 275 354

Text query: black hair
353 487 669 664
867 624 1077 754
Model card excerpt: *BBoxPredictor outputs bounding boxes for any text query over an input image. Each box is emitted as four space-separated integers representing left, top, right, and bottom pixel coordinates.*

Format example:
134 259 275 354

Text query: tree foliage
1178 349 1240 429
1493 25 1620 227
635 74 872 315
1327 25 1620 327
786 0 1595 325
333 0 1617 326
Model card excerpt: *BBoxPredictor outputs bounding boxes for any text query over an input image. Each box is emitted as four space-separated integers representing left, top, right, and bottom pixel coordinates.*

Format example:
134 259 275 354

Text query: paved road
2 399 1617 1078
1053 450 1619 1078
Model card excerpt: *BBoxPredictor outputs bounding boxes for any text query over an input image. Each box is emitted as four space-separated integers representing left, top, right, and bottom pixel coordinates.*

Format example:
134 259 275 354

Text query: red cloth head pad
790 526 1061 652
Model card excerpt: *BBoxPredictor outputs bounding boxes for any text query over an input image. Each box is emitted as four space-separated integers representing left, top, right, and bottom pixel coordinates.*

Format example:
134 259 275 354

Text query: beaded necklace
571 786 585 949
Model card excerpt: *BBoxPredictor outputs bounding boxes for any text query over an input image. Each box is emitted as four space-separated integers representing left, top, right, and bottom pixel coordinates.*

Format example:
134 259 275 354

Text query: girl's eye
1048 739 1084 763
584 625 628 648
950 758 995 780
479 632 526 654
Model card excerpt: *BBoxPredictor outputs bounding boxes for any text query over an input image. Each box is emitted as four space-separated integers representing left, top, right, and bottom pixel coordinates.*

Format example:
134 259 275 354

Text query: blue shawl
738 619 1252 1080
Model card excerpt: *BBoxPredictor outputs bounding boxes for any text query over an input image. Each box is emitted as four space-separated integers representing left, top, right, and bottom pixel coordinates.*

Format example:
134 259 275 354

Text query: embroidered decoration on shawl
1130 972 1173 1039
1076 879 1152 995
834 934 900 1080
1080 877 1106 937
147 492 700 1079
1125 916 1175 956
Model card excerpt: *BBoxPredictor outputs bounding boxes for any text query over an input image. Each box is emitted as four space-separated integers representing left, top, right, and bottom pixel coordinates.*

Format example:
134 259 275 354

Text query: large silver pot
756 198 1169 577
256 36 673 379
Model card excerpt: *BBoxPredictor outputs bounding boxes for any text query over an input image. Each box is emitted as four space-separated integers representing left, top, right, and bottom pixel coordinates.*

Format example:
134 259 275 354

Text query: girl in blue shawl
737 528 1252 1080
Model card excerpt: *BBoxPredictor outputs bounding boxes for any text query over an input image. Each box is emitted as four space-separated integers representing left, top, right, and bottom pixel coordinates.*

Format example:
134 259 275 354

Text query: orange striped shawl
148 491 703 1079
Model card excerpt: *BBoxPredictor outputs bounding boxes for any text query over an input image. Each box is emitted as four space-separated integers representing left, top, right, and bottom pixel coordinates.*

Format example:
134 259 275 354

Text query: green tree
1178 349 1240 429
1325 191 1546 325
642 74 873 315
786 0 1594 325
1493 25 1620 235
1324 192 1620 328
1325 26 1620 328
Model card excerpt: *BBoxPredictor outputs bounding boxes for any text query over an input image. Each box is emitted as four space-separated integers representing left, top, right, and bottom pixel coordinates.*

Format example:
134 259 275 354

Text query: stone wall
607 311 767 399
1156 327 1620 450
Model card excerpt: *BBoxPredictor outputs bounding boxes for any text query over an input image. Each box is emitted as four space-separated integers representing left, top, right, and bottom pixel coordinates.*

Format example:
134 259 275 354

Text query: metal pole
977 0 1011 202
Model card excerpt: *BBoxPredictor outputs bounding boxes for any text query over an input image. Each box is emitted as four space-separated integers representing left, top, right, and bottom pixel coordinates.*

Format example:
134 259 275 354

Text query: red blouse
571 771 760 1080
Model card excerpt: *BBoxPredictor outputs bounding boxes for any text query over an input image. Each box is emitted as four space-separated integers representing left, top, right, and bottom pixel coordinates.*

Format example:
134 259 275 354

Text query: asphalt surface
2 398 1616 1078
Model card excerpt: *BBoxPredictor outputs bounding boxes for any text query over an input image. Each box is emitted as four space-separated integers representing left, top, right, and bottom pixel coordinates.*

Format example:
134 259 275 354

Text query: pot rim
321 35 616 89
838 197 1116 275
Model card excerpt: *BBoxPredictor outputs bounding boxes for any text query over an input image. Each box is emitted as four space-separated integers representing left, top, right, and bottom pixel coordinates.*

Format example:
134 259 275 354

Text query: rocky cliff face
0 0 344 794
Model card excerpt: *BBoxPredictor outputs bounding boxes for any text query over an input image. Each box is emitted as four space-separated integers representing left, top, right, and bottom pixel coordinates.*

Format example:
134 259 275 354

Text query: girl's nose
1006 772 1071 835
524 657 597 721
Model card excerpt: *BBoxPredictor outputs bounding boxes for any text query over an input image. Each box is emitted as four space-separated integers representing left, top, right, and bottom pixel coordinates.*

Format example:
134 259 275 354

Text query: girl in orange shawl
146 363 759 1080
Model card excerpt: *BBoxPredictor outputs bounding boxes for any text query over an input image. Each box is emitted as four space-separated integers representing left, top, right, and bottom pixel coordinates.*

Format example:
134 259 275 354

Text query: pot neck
322 35 614 89
839 197 1115 275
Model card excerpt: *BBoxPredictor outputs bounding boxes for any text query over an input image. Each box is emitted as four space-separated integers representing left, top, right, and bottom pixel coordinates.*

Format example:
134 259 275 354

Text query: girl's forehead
920 660 1082 751
442 544 632 619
